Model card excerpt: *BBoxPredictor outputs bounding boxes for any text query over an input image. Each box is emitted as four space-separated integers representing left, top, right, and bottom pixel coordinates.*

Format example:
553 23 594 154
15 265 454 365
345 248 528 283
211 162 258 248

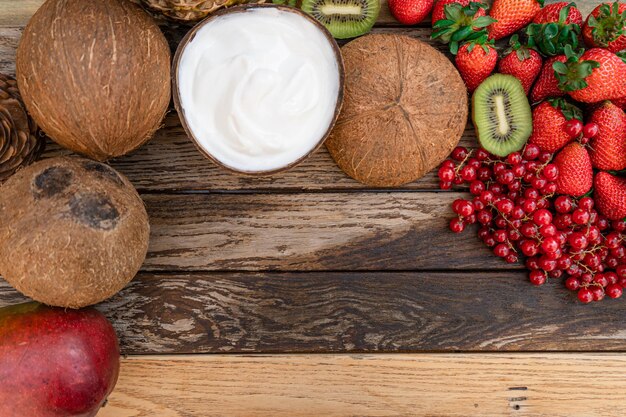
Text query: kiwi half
301 0 380 39
472 74 532 157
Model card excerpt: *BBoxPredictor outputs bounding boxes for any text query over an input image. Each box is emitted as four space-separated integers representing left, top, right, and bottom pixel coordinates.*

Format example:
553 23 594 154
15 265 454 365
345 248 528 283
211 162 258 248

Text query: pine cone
0 74 44 182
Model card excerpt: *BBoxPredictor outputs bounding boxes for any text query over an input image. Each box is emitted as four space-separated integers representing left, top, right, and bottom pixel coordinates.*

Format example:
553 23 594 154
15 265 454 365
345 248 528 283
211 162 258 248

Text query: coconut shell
0 157 150 308
15 0 171 162
326 34 468 187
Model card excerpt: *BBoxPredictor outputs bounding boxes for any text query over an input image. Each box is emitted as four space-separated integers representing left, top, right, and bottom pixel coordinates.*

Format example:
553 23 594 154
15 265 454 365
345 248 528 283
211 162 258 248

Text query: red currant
542 164 559 180
460 165 477 181
523 144 540 160
538 151 553 163
568 232 588 250
470 180 486 195
607 284 623 299
529 269 547 286
572 208 590 225
577 288 593 303
578 197 594 211
449 218 465 233
565 276 580 291
564 119 583 138
521 240 539 256
591 286 605 301
438 166 455 182
582 122 599 139
533 209 552 226
541 237 559 253
494 243 510 258
451 146 468 161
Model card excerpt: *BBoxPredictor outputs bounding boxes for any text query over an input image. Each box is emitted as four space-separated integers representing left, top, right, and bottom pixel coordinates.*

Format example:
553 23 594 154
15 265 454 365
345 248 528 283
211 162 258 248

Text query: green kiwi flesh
301 0 380 39
472 74 532 157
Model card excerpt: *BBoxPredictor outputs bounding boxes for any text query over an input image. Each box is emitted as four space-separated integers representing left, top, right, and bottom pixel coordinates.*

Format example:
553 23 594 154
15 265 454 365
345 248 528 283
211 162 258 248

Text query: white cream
177 7 341 172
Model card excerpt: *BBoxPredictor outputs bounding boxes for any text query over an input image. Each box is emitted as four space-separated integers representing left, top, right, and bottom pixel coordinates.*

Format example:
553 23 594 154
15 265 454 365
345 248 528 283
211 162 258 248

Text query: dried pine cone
0 74 44 182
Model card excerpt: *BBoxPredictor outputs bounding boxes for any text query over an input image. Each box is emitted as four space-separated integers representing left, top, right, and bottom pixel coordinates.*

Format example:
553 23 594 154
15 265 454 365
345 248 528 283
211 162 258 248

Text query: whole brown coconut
0 157 150 308
16 0 171 161
326 34 468 187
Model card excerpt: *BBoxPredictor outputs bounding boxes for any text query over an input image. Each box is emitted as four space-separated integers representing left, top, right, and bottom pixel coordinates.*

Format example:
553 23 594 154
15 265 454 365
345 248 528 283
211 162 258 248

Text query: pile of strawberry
387 0 626 303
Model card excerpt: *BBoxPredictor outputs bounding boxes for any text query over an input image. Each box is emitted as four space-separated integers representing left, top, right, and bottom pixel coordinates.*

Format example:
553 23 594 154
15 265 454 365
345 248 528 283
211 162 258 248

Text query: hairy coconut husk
0 74 44 182
0 156 150 308
326 34 468 187
134 0 253 22
16 0 171 162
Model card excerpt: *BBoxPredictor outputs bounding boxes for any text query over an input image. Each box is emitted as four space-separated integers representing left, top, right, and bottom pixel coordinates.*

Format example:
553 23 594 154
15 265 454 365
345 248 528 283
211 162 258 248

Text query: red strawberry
529 99 582 152
532 1 583 25
611 96 626 108
557 48 626 103
595 172 626 220
553 142 593 197
487 0 543 40
526 3 582 56
432 0 470 23
582 2 626 52
588 101 626 170
530 55 567 103
431 2 494 54
497 35 542 94
389 0 434 25
455 40 497 92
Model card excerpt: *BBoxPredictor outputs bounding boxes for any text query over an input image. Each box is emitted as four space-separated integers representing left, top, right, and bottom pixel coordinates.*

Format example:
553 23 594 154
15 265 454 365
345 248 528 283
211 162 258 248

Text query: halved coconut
173 4 344 176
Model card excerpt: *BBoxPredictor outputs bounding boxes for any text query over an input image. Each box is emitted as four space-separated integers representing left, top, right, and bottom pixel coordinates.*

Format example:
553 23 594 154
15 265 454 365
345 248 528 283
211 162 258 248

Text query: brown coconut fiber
326 34 468 187
0 157 150 308
15 0 171 162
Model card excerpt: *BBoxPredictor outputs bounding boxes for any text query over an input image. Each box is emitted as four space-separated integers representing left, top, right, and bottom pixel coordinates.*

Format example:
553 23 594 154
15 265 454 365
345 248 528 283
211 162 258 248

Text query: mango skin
0 302 120 417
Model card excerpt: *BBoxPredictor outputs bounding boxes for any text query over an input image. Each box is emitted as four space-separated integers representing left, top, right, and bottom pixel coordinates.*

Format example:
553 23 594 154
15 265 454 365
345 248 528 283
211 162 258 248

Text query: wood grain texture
140 192 514 271
97 353 626 417
4 271 626 354
0 0 607 27
0 1 42 26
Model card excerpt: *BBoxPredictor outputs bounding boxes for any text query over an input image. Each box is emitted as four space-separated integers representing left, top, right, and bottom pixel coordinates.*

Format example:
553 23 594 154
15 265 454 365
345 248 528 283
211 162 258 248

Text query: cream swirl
177 7 340 172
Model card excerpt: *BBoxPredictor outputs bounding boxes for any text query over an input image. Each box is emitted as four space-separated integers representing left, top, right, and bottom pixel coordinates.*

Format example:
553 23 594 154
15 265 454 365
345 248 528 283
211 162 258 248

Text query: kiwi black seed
302 0 380 39
472 74 532 157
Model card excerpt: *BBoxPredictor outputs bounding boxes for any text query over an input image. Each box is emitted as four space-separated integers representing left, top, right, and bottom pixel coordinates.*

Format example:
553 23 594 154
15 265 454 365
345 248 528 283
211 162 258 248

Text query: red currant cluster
564 119 599 145
439 143 626 303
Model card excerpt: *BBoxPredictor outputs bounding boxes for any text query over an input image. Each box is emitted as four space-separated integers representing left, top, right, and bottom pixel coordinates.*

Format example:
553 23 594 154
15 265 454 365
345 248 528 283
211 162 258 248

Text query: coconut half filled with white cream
173 4 344 175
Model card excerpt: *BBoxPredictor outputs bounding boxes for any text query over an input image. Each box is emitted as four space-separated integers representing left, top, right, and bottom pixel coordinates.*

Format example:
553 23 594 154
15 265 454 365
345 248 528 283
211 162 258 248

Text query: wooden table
2 0 626 415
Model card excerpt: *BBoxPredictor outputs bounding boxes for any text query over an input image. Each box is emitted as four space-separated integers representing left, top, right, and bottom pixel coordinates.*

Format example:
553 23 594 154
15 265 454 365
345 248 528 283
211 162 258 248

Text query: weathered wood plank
45 113 474 192
141 192 514 271
0 1 41 27
0 0 607 27
4 271 625 354
97 353 626 416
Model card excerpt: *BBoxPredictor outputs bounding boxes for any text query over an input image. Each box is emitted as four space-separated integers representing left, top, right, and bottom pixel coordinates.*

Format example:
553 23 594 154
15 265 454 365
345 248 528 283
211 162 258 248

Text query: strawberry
611 96 626 108
530 55 567 103
595 172 626 220
432 0 470 23
532 1 583 25
389 0 434 25
588 101 626 170
553 142 593 197
487 0 543 40
529 99 582 152
526 3 582 56
455 39 497 92
431 2 494 54
497 35 542 94
555 47 626 103
582 2 626 52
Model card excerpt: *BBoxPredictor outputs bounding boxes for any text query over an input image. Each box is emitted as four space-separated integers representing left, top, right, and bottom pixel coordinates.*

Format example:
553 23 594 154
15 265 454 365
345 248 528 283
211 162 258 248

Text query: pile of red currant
439 141 626 303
